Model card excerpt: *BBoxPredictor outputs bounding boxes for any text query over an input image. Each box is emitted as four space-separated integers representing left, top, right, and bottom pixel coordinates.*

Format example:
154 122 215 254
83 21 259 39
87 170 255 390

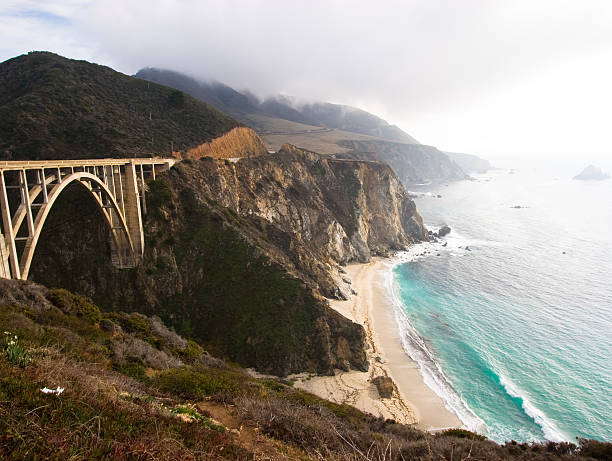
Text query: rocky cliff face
338 140 468 186
27 143 426 376
197 143 427 266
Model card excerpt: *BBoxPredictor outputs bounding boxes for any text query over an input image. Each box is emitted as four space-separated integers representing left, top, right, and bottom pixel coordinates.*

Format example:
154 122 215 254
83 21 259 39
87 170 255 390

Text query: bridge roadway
0 158 177 280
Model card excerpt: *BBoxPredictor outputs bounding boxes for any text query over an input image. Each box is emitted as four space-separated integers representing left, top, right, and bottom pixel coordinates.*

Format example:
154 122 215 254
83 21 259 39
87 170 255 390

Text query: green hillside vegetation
0 52 239 160
1 280 610 460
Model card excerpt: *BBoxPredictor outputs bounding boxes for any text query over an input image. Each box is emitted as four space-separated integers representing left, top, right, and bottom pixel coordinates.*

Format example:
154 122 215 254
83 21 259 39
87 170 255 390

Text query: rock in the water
573 165 610 181
438 225 451 237
375 356 383 363
372 376 394 399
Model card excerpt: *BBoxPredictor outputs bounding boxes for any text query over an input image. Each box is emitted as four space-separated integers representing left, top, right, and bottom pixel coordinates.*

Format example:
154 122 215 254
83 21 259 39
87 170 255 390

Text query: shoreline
293 255 461 431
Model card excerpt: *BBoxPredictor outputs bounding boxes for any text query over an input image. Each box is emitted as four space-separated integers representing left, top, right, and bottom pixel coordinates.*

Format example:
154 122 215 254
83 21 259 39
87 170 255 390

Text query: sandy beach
294 256 461 431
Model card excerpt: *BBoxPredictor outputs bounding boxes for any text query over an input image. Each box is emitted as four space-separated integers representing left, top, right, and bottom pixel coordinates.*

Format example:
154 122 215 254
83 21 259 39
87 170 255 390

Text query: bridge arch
0 158 177 280
19 172 136 280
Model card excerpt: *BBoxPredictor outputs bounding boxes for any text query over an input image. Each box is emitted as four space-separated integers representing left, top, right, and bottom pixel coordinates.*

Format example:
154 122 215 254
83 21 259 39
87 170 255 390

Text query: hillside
0 52 239 160
134 68 478 186
3 281 609 459
445 151 492 173
338 140 468 185
135 68 419 144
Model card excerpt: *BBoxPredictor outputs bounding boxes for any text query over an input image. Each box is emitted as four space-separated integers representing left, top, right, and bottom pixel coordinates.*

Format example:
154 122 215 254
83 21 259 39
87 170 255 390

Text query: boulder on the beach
438 226 451 237
372 376 394 399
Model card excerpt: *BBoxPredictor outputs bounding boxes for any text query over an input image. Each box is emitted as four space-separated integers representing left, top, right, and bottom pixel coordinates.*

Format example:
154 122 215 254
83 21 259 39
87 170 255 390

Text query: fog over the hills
2 0 612 163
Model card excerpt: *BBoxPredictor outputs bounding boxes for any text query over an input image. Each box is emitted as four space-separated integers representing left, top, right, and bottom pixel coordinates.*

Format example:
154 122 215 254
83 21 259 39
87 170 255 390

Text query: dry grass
185 127 268 160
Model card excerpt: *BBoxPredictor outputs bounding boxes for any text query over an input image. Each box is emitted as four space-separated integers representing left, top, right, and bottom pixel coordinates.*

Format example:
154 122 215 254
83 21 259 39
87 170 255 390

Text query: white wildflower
41 386 64 395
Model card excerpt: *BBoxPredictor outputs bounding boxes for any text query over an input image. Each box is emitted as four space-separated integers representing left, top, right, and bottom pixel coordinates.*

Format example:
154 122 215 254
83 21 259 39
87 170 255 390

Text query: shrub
103 312 157 345
579 438 612 460
113 360 149 382
47 288 101 324
148 179 173 209
153 368 238 400
437 428 486 441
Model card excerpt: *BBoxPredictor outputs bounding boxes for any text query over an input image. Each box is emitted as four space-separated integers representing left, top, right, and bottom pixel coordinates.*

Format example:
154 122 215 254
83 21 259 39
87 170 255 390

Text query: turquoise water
392 166 612 443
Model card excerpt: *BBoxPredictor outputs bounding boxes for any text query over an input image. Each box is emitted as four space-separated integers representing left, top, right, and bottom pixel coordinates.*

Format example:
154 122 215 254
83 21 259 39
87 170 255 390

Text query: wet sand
294 257 461 431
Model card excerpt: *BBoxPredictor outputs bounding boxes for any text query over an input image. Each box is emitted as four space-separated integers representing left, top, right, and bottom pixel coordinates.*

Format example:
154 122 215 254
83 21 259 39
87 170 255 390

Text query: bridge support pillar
121 161 144 263
0 232 10 279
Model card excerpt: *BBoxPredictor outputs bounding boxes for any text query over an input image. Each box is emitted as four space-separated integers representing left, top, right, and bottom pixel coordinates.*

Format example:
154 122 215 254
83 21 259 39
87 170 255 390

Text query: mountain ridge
135 67 483 186
0 52 239 160
135 67 420 144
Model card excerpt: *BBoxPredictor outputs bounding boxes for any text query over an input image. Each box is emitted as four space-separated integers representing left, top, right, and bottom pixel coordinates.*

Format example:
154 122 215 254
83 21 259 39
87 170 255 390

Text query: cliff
0 52 239 160
200 143 427 267
338 140 468 186
27 144 426 376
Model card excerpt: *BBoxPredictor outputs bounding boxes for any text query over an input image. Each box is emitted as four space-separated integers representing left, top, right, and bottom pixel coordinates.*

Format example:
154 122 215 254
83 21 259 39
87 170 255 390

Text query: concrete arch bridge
0 158 177 280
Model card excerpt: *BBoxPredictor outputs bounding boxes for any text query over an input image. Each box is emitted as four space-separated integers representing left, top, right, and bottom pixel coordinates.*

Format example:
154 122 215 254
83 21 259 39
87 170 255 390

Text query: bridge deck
0 158 178 171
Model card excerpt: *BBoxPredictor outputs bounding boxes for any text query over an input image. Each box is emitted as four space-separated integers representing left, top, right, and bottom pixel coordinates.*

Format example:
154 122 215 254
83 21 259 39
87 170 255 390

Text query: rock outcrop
438 226 451 237
198 143 427 267
372 376 394 398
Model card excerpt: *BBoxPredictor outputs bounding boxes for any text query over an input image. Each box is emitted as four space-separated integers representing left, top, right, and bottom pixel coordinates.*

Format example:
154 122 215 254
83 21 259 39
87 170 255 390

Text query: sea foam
385 248 486 434
497 373 569 442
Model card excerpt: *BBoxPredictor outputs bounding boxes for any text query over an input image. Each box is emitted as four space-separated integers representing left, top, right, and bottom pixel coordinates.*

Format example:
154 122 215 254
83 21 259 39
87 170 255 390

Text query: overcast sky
2 0 612 162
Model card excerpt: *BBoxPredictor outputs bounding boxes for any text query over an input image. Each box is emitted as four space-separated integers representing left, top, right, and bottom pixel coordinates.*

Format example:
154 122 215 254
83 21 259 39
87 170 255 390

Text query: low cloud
2 0 612 157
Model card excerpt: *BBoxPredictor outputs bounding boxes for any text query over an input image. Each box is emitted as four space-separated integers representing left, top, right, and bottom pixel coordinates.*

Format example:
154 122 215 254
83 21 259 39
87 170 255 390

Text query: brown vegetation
184 127 268 160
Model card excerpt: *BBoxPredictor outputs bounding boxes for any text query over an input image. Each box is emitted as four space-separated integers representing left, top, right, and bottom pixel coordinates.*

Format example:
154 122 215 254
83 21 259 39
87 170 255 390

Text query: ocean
391 164 612 443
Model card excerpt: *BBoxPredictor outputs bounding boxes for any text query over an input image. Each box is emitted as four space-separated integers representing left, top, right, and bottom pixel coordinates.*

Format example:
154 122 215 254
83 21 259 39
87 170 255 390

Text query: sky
2 0 612 163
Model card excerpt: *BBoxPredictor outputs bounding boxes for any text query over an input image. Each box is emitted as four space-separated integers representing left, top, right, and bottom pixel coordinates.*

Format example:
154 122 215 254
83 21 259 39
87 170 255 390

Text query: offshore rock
573 165 610 181
438 225 451 237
